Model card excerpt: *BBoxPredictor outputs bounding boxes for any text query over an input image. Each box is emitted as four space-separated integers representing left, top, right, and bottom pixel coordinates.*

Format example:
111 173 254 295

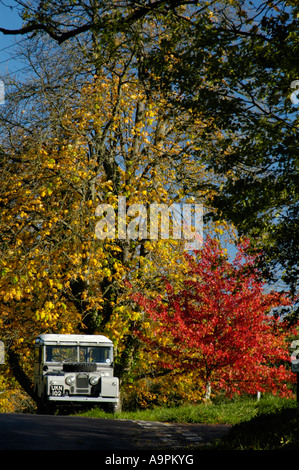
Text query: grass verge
76 395 299 450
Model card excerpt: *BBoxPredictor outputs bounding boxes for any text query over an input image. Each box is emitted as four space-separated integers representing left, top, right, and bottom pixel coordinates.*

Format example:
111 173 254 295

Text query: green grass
75 395 299 450
216 406 299 450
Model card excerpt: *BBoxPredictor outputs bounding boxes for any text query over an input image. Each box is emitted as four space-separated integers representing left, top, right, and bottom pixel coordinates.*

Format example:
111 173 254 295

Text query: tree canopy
1 0 297 293
0 0 298 410
133 237 295 400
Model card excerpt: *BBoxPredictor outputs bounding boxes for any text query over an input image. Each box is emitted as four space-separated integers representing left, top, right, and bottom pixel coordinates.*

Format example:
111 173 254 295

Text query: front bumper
48 396 118 403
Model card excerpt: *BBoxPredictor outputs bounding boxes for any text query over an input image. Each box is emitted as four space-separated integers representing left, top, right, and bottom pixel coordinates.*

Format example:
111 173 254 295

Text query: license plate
50 385 63 396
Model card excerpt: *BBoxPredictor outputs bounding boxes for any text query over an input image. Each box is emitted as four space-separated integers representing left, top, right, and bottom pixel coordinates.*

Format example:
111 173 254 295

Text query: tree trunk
7 348 37 402
204 380 211 401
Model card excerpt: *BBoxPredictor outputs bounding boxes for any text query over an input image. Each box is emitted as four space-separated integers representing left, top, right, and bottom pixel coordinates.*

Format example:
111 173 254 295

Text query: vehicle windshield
45 345 111 364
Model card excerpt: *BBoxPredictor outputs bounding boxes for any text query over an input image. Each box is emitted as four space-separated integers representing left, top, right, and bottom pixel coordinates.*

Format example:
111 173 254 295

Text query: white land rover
34 334 119 413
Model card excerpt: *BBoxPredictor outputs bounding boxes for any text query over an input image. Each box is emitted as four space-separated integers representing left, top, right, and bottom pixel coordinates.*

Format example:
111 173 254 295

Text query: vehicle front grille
76 374 89 388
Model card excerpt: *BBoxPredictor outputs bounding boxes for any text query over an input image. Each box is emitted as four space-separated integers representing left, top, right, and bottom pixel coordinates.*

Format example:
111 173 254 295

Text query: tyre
102 401 121 413
63 362 97 372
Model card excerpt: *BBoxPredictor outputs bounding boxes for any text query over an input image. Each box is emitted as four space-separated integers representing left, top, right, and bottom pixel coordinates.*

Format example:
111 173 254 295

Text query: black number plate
50 385 63 396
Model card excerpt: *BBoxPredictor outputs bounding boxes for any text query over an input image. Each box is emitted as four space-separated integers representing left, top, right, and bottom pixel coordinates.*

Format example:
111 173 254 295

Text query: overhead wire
0 36 31 78
0 52 23 65
0 37 29 53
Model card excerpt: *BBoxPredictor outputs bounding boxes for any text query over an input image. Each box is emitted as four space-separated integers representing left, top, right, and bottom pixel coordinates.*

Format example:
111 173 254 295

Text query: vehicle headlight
89 376 99 386
65 375 75 386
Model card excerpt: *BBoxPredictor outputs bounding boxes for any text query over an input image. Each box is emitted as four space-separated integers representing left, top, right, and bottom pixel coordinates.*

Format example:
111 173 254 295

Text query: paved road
0 413 231 451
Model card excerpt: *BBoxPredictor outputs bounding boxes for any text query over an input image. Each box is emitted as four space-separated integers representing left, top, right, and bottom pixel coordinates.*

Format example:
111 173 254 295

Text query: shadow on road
0 413 231 450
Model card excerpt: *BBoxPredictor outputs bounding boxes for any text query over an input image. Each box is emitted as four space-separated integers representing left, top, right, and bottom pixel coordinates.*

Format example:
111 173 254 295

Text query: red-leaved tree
133 237 296 400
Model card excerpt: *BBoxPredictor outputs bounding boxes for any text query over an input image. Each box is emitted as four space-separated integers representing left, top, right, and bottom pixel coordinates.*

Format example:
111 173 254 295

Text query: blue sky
0 1 23 79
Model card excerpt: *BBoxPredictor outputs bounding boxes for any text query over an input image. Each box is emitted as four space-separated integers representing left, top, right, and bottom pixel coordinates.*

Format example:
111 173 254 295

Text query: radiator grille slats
76 374 89 389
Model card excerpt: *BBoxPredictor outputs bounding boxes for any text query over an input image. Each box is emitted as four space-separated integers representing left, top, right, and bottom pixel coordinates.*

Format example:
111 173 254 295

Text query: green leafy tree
140 1 299 297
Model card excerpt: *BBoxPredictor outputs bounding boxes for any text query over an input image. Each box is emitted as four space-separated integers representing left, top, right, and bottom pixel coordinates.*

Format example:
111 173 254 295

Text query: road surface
0 413 231 451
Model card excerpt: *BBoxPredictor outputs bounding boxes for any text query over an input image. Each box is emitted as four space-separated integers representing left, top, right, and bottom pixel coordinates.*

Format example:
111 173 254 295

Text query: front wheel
36 397 56 415
102 402 120 414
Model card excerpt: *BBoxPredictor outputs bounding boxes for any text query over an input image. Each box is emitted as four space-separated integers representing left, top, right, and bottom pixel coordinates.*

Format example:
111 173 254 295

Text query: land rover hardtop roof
35 334 113 346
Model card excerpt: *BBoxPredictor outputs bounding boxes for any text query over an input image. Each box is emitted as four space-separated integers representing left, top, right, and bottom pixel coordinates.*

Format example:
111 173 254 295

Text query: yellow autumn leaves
0 57 234 411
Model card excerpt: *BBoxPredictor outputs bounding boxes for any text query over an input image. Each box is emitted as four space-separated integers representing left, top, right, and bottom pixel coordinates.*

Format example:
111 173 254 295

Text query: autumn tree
2 0 296 409
133 237 296 401
0 34 221 407
1 0 297 297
